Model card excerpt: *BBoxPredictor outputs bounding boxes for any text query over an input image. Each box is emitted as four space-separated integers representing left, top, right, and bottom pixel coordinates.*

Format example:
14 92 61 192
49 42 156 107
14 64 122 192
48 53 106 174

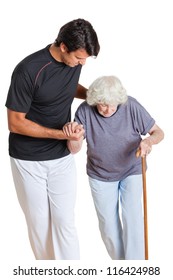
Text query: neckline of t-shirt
94 104 121 119
45 44 65 65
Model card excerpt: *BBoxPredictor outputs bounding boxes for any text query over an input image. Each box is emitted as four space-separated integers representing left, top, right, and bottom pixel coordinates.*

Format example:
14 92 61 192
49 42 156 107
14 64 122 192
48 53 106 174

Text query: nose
79 59 86 65
106 106 114 113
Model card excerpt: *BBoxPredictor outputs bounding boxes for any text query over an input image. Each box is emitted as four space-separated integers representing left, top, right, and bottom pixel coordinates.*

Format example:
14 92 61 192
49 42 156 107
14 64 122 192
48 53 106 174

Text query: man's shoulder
23 45 50 62
14 45 51 73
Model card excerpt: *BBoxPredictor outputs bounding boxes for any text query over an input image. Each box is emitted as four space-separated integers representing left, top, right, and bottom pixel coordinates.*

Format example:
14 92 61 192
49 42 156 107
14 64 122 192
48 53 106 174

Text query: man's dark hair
55 18 100 57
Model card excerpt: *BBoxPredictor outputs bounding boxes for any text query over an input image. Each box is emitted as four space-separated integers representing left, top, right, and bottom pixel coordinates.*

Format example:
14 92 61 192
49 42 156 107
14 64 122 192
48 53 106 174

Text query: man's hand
63 121 85 140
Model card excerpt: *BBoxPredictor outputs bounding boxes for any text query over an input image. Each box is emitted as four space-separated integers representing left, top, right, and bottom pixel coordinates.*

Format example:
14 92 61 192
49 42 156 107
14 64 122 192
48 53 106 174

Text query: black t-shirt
6 45 82 160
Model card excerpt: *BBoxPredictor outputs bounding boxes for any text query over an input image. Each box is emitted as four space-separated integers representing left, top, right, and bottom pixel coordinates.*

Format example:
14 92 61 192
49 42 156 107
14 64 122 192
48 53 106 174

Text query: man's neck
49 44 62 62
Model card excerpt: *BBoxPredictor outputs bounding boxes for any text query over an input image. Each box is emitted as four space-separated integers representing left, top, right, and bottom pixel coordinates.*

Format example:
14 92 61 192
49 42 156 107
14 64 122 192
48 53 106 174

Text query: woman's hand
63 121 85 142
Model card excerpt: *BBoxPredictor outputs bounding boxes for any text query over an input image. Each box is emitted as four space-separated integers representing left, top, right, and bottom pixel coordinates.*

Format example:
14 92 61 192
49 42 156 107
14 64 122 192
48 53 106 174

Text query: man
5 18 100 260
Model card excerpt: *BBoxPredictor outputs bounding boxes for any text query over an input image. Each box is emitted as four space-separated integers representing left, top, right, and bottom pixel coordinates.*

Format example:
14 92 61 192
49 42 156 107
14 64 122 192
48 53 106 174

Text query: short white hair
86 76 128 106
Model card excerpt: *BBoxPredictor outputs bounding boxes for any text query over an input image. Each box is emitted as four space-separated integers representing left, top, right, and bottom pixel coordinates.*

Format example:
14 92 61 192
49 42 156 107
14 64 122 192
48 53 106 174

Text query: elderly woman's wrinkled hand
138 138 152 157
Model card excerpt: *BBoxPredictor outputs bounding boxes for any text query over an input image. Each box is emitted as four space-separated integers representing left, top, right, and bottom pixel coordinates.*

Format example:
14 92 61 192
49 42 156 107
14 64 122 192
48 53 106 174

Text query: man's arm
7 109 84 141
75 84 87 100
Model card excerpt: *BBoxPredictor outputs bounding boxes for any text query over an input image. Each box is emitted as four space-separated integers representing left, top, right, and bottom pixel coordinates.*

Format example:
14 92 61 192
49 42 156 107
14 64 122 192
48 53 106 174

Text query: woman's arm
137 123 164 157
63 121 84 154
67 137 84 154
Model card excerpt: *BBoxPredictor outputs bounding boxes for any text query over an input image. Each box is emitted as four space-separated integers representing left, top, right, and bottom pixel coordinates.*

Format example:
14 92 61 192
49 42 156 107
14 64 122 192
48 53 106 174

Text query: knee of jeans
99 218 114 233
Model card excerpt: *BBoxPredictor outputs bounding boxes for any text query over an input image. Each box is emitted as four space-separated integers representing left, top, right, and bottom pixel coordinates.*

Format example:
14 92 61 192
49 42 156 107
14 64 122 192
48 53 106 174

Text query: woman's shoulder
126 96 142 108
77 101 91 111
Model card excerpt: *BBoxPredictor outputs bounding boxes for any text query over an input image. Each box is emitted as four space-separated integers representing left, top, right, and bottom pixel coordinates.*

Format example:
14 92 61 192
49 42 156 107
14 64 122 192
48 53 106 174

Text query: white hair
86 76 128 106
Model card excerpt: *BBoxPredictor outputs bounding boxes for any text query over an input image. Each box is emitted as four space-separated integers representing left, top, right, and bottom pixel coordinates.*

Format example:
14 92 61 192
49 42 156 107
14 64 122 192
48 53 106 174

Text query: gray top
74 96 155 182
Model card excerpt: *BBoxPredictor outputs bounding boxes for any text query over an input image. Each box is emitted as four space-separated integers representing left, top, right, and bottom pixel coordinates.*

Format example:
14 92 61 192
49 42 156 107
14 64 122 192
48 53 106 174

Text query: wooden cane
136 149 149 260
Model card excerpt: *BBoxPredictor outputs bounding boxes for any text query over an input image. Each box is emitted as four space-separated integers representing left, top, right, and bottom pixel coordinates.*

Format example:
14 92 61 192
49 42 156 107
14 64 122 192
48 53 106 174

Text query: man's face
61 48 90 67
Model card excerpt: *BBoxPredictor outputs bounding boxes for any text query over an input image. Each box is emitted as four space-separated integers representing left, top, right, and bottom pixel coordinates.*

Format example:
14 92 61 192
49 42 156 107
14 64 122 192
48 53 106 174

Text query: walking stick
136 149 149 260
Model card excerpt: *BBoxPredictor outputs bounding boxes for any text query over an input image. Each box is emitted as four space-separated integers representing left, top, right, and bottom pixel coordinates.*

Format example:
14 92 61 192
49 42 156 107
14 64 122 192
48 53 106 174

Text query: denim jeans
89 174 144 260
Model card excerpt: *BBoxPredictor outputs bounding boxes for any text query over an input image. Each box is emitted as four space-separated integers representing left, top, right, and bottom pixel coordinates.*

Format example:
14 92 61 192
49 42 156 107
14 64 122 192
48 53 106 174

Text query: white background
0 0 172 278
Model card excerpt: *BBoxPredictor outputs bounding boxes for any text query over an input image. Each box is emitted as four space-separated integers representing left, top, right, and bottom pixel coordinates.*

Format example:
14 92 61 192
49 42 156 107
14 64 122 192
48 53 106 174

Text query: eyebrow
75 56 87 60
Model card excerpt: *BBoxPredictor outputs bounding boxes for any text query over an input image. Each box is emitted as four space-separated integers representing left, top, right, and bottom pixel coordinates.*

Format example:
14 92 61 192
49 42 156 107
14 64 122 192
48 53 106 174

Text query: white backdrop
1 0 172 279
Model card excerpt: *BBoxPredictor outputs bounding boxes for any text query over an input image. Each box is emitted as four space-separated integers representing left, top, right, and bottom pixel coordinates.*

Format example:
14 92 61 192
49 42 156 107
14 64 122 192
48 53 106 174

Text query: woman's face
96 103 117 117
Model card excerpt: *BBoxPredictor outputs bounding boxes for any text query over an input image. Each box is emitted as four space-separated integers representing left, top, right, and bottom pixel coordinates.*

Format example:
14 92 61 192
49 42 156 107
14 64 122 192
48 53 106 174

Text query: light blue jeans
89 174 144 260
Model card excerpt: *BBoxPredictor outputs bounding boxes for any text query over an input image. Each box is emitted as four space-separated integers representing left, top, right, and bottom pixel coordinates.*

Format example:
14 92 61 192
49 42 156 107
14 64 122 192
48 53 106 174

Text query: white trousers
89 175 144 260
10 155 80 260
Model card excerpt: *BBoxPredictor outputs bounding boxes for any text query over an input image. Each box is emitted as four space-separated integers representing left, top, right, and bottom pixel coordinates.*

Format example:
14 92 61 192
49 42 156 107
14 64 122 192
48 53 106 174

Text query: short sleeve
130 97 155 135
5 66 34 113
74 101 87 138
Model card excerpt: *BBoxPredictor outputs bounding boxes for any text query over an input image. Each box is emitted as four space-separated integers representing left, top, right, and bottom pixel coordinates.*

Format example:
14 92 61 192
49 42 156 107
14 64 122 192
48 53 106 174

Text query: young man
5 18 100 260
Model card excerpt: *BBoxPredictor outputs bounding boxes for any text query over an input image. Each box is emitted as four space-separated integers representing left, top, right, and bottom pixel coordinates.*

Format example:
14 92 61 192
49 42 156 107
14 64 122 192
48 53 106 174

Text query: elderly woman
63 76 164 260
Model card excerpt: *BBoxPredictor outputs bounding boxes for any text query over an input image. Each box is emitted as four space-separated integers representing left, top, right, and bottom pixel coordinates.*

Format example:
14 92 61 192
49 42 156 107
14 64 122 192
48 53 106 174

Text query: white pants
10 155 80 260
89 175 144 260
